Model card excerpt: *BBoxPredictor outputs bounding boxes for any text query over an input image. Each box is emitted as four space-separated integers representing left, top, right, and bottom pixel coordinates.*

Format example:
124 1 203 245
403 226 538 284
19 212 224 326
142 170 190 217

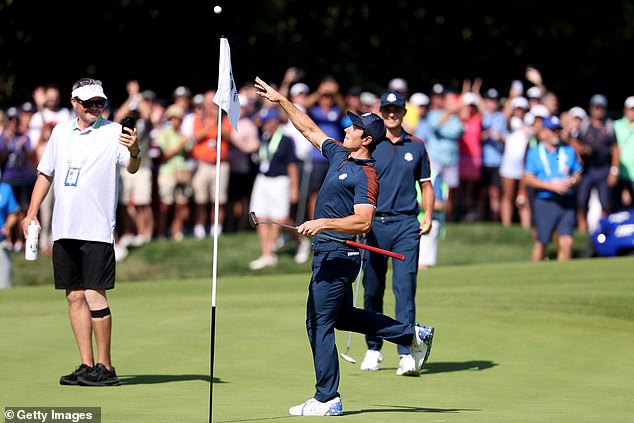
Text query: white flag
213 38 240 131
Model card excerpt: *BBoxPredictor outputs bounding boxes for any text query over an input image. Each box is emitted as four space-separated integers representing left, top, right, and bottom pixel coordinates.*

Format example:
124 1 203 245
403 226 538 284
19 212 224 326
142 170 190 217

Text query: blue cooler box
590 209 634 256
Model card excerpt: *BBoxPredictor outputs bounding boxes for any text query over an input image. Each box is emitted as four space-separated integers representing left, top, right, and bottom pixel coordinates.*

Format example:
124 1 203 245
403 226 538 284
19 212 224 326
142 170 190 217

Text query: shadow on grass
379 360 498 374
345 405 480 415
119 374 223 385
423 360 498 374
216 405 476 422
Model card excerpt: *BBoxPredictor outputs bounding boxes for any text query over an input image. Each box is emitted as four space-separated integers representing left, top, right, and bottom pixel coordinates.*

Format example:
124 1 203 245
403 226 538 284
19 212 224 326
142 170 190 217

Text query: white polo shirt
37 117 130 244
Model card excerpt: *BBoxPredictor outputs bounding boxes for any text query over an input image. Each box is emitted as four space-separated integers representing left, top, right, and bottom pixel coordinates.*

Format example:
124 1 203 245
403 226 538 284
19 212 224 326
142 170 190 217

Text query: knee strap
90 307 111 318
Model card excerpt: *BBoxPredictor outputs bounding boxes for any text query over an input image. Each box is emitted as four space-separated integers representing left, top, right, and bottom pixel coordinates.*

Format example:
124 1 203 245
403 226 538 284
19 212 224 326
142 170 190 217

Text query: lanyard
258 130 283 163
538 143 567 177
66 116 103 166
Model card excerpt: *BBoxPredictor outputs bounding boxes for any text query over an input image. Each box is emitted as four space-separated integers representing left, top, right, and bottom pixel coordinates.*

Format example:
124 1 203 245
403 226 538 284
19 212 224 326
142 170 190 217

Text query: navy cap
380 91 406 109
347 111 386 142
260 107 280 122
542 115 562 130
483 88 500 100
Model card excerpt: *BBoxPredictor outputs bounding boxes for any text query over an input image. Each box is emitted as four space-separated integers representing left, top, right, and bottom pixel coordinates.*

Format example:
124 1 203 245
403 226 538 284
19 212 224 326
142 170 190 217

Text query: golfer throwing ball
255 77 435 416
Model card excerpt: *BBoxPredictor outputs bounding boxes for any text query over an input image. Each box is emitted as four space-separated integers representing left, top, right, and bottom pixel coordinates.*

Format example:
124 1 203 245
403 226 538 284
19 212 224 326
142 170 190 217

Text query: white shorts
249 174 291 220
120 167 153 205
191 162 230 205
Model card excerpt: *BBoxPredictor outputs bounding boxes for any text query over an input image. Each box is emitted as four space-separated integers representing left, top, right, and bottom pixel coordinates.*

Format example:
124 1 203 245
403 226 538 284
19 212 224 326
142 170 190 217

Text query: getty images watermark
4 408 100 423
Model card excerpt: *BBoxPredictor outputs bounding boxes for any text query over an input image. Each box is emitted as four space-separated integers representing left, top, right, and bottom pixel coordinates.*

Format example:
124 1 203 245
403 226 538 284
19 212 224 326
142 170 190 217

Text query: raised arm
255 76 327 149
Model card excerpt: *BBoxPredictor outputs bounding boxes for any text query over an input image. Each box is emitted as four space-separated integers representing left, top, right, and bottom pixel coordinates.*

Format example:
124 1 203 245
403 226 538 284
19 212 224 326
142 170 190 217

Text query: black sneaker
77 363 120 386
60 364 93 385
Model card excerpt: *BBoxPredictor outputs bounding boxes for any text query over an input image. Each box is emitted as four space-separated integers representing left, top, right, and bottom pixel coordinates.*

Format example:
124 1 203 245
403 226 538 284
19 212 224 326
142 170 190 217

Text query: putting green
1 257 632 422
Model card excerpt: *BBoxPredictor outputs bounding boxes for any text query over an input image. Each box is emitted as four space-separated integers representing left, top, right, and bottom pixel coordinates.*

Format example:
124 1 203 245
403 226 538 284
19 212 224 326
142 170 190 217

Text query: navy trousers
307 249 415 402
363 213 420 356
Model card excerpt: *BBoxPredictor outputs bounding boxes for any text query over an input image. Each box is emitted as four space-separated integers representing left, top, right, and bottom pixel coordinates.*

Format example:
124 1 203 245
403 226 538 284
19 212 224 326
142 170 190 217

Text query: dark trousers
307 250 415 402
363 214 420 356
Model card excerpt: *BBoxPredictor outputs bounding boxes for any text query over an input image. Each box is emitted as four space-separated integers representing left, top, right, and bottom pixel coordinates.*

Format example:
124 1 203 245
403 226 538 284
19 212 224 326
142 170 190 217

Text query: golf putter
249 212 405 261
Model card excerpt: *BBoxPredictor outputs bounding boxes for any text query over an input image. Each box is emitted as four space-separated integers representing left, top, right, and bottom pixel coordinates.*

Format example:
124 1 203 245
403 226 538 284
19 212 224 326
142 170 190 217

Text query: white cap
290 82 310 97
409 92 430 106
360 91 377 106
71 84 107 101
461 92 479 106
624 96 634 109
568 106 587 119
526 86 542 99
530 104 549 118
388 77 408 93
510 96 529 110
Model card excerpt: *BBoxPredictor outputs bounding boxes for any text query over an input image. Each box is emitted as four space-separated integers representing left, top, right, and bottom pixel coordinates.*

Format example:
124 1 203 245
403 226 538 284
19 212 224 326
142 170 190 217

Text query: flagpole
210 34 240 423
209 35 224 423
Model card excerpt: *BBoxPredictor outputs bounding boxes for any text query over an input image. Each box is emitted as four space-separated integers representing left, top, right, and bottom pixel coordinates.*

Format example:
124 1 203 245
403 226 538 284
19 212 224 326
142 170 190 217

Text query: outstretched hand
254 77 284 104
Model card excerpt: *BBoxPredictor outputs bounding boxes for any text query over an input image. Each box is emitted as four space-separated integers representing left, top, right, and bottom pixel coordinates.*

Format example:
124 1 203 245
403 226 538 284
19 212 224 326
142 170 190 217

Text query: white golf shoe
410 324 434 373
395 354 417 376
289 397 343 416
248 255 278 270
360 350 383 371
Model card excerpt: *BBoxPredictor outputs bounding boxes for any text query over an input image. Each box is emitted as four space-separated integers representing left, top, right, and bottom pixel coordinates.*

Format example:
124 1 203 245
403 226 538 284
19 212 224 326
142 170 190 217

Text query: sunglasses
75 98 106 108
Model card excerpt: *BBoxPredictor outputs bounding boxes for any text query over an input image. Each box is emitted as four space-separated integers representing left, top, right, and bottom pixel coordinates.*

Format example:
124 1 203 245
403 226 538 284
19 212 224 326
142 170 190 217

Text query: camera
121 116 136 133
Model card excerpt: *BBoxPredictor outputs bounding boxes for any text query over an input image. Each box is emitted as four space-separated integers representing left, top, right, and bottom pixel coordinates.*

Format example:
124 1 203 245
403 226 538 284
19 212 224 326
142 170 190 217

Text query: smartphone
121 116 136 133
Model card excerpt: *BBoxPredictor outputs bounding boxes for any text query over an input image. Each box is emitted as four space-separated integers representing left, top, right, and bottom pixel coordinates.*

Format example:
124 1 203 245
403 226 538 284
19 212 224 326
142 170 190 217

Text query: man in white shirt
21 78 140 387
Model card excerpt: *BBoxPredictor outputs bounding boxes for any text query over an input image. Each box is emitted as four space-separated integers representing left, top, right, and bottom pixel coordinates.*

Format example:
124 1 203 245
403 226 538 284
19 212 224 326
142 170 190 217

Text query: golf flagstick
340 242 365 364
210 36 241 423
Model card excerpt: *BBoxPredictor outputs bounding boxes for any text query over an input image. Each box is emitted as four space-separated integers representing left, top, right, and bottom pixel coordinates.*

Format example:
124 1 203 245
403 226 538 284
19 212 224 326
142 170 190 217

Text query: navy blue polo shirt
373 133 431 214
312 138 378 252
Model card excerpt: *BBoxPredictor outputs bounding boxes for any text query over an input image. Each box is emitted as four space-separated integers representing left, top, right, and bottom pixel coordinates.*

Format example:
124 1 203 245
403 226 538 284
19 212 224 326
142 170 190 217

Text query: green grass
9 223 591 286
1 252 633 422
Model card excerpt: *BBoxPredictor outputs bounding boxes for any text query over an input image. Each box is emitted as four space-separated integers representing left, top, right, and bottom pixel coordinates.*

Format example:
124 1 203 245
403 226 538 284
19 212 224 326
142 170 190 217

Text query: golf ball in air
214 5 222 14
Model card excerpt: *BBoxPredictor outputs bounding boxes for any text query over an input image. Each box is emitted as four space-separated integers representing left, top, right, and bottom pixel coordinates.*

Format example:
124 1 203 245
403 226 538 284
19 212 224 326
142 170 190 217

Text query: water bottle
25 221 40 261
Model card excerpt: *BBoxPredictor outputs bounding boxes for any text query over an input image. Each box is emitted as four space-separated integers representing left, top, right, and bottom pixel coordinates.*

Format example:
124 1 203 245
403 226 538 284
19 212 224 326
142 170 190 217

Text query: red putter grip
344 240 406 261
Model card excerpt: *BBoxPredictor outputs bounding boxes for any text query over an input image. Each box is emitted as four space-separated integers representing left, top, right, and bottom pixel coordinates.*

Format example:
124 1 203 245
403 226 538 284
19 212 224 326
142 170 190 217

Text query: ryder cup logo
339 173 348 180
387 93 398 103
404 152 414 162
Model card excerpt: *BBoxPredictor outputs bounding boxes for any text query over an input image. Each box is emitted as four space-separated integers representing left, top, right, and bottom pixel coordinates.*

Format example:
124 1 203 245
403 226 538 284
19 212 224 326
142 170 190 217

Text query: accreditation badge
64 166 81 186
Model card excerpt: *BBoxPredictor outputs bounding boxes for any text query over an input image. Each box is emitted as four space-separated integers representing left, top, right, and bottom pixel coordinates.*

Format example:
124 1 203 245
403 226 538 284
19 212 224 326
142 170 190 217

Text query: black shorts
52 239 116 290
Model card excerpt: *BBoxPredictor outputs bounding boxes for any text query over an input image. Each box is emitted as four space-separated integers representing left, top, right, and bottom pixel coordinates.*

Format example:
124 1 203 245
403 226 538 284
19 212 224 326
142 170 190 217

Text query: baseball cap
20 102 35 113
589 94 608 108
431 83 445 96
173 86 191 99
483 88 499 100
192 93 204 106
360 91 377 107
542 115 562 130
72 83 107 101
510 96 529 110
290 82 310 98
259 107 280 122
164 104 185 120
380 91 406 109
526 86 542 99
347 111 386 142
568 106 587 119
624 96 634 109
6 107 19 119
409 92 430 107
530 104 549 119
461 92 479 106
388 78 408 93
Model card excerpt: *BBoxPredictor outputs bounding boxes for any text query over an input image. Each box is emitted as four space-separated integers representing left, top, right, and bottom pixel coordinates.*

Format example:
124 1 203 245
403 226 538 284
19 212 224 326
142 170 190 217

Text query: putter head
248 211 259 228
340 353 356 364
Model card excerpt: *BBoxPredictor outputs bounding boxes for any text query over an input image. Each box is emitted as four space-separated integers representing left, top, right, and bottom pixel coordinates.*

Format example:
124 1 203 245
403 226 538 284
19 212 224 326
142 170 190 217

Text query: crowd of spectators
1 66 633 265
